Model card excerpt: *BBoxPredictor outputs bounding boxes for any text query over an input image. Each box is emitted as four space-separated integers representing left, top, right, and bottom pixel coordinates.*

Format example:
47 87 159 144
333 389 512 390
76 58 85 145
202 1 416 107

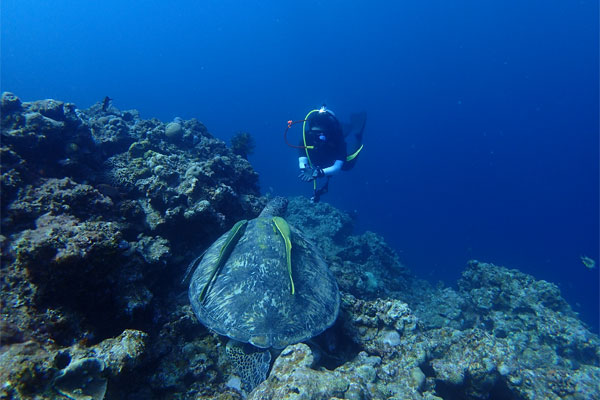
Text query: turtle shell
188 216 340 349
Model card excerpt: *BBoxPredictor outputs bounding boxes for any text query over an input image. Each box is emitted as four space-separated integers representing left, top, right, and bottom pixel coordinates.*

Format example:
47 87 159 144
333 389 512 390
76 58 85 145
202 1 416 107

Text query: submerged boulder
53 358 107 400
165 122 183 141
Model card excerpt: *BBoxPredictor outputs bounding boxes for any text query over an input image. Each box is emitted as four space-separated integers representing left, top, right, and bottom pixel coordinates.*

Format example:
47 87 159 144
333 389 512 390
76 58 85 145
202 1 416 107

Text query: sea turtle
187 197 340 389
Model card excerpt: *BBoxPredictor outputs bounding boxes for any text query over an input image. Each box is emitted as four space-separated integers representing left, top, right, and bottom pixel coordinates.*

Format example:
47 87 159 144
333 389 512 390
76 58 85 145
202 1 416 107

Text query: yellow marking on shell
199 219 248 302
272 216 295 295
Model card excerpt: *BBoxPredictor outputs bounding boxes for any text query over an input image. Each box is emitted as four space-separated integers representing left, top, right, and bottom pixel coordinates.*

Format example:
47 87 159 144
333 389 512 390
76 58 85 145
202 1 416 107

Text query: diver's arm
323 160 344 176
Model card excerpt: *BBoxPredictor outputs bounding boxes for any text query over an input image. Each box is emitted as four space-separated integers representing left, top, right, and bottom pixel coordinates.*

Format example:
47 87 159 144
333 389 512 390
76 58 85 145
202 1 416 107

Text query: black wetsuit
298 125 346 169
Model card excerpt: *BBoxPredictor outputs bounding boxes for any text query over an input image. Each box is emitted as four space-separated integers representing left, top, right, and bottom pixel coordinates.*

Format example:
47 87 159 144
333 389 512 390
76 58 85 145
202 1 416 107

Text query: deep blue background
2 1 598 330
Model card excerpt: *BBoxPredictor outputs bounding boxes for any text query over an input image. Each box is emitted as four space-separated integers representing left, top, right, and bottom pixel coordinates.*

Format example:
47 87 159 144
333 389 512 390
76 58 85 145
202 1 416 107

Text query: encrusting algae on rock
1 92 598 400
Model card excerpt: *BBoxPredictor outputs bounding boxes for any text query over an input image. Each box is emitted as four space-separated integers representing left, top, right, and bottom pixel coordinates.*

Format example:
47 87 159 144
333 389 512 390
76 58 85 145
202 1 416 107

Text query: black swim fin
348 111 367 142
342 112 366 172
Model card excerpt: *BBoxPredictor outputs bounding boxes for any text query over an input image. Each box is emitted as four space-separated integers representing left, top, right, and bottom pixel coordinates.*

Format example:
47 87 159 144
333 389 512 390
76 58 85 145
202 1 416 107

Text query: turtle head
259 197 289 218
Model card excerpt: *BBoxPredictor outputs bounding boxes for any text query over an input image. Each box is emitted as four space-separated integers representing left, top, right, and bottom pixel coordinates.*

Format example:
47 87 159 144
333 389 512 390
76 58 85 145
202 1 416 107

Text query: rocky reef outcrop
1 93 598 400
285 198 414 299
0 92 262 398
248 259 599 400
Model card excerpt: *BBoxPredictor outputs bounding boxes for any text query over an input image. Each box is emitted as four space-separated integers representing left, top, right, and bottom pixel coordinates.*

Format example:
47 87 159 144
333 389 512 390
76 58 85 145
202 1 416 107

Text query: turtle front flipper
199 219 248 302
272 217 295 295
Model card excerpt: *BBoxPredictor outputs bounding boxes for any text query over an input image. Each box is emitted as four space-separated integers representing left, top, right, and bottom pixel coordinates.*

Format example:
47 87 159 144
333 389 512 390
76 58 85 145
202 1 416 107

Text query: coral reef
0 92 263 398
285 197 414 300
0 329 147 399
230 131 255 160
1 92 598 400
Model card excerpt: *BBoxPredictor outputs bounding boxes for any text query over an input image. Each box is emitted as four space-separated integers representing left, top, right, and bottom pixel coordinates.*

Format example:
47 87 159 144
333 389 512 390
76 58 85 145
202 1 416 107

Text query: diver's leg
311 178 330 203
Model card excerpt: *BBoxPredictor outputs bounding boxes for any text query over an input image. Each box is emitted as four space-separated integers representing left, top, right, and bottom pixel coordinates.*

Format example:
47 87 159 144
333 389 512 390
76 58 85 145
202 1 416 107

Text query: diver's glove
298 168 314 182
298 167 325 181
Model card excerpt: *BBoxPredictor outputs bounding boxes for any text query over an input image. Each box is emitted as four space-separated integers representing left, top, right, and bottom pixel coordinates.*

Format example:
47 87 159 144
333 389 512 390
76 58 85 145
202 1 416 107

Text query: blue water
2 1 598 331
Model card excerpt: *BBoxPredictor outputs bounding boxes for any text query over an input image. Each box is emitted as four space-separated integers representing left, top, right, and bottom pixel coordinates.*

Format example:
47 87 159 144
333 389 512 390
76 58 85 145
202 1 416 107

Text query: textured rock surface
1 93 598 400
0 93 264 399
285 197 414 300
0 329 147 399
1 93 263 344
249 344 350 400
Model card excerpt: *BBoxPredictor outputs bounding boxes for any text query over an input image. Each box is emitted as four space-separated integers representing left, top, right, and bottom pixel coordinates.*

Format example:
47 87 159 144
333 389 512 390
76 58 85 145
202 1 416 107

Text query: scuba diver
285 106 366 203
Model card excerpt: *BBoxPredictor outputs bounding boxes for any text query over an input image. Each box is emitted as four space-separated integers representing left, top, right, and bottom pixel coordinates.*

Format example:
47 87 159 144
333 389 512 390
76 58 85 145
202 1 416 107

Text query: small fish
580 255 596 269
